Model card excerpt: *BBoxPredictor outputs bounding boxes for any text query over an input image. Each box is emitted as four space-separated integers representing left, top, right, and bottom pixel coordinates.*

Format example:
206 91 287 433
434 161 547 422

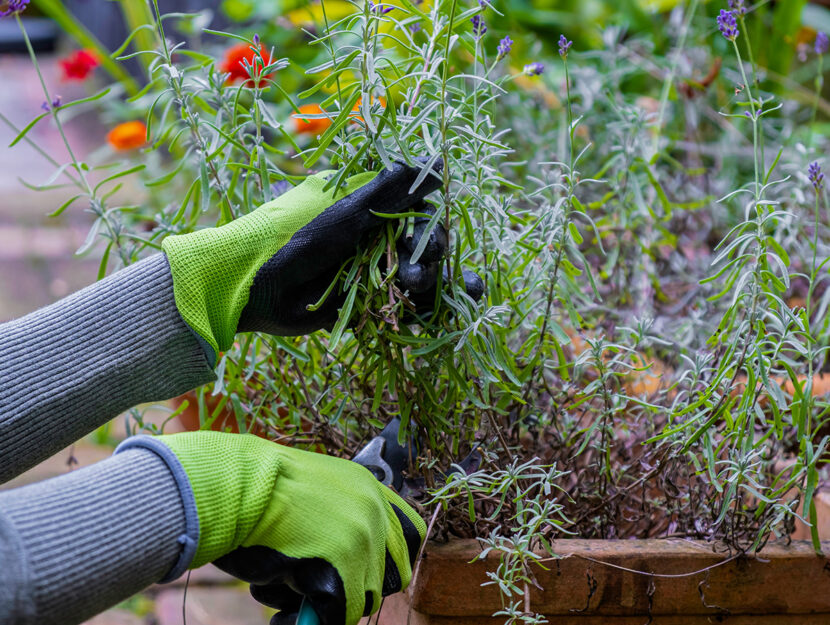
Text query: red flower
220 43 273 86
59 49 99 81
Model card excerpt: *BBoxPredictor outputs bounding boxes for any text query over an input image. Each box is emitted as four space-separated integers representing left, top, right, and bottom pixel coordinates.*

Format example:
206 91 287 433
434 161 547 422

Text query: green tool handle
296 598 320 625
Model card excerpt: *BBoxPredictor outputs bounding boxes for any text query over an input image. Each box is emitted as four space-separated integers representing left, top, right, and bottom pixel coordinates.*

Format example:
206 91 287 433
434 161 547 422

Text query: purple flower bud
478 0 489 7
497 36 513 60
558 34 573 58
728 0 747 17
470 14 486 38
368 1 394 14
41 95 61 112
717 10 739 41
809 161 824 191
523 62 544 77
817 32 829 56
410 22 421 33
0 0 30 17
253 33 260 46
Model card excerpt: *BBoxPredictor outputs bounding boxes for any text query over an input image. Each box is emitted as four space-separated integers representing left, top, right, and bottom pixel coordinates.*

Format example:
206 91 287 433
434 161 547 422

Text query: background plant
6 0 830 621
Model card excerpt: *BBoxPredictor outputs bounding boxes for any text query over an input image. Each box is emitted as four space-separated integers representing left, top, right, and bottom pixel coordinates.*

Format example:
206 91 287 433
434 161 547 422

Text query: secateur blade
351 416 415 492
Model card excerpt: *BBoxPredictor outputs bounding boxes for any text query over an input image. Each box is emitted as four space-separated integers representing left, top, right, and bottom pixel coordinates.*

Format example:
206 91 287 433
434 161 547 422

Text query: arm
0 253 215 484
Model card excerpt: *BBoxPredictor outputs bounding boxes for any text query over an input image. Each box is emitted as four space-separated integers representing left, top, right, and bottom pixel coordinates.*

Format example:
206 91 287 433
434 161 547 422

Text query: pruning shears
295 417 414 625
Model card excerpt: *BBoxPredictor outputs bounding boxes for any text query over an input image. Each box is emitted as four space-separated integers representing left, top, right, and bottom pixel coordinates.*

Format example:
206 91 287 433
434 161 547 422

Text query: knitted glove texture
153 431 425 625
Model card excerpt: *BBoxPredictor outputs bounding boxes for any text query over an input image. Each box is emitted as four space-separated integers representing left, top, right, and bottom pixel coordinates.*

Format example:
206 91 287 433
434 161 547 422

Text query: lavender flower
409 22 421 33
470 14 486 38
809 161 824 191
717 9 739 42
252 33 260 46
41 95 61 112
368 1 394 14
523 62 544 77
816 31 829 56
478 0 489 7
558 34 573 58
0 0 29 17
497 36 513 60
728 0 747 17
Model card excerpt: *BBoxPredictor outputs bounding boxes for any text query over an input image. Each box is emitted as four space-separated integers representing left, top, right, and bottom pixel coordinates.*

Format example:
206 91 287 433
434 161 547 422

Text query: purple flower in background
809 161 824 191
816 31 829 55
41 95 61 112
523 62 544 76
497 36 513 59
470 14 486 38
410 22 421 33
368 1 394 14
478 0 489 7
0 0 30 17
558 34 573 58
727 0 747 17
717 10 739 41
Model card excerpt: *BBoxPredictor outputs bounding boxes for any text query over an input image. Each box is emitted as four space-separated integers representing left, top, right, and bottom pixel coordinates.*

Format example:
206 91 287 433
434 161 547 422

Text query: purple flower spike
252 33 260 46
717 10 739 42
809 161 824 191
470 14 486 38
558 34 573 58
497 36 513 60
409 22 421 33
817 32 829 56
523 62 544 77
0 0 30 17
728 0 747 17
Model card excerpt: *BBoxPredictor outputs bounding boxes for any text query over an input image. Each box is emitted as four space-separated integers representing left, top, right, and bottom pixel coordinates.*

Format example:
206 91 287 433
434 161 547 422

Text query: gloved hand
162 159 481 364
120 432 425 625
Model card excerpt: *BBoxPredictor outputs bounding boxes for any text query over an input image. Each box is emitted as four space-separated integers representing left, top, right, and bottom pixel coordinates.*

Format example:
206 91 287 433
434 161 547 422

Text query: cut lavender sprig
728 0 747 17
497 36 513 60
816 31 829 56
558 34 573 58
41 95 61 112
470 14 486 39
809 161 824 191
717 9 739 42
0 0 29 17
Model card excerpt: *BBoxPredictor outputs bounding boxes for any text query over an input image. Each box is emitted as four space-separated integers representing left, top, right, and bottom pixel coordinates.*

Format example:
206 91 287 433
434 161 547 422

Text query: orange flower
292 103 333 135
107 121 147 151
221 43 273 86
352 95 387 123
59 49 99 81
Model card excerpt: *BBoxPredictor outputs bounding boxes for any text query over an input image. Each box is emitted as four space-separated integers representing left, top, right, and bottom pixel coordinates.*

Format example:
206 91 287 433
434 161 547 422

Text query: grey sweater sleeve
0 253 216 484
0 446 198 625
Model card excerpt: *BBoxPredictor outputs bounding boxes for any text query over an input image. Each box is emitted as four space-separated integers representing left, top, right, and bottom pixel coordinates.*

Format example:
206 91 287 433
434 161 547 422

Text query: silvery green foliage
6 1 830 622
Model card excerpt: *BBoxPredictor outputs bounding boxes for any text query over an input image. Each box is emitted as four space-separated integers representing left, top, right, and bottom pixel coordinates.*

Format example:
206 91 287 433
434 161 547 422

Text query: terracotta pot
362 538 830 624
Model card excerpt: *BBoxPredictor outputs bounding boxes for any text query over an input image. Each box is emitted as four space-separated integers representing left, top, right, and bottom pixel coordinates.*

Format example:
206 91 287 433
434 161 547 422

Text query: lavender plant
4 0 830 621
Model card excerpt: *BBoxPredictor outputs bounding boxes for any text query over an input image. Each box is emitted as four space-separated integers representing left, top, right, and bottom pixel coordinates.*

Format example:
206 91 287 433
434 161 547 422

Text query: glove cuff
114 435 200 582
138 432 282 568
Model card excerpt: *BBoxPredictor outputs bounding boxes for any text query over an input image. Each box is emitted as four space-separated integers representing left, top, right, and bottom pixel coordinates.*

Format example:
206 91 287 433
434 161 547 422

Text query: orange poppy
352 95 387 123
292 103 334 135
107 121 147 151
221 43 273 86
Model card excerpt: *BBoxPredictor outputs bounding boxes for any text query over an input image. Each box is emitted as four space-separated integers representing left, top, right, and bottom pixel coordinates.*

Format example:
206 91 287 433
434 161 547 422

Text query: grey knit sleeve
0 253 216 483
0 447 196 625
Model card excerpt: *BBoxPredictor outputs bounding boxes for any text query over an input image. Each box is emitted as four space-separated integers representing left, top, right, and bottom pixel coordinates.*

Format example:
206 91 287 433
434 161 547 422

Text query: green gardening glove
117 432 425 625
162 159 449 364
